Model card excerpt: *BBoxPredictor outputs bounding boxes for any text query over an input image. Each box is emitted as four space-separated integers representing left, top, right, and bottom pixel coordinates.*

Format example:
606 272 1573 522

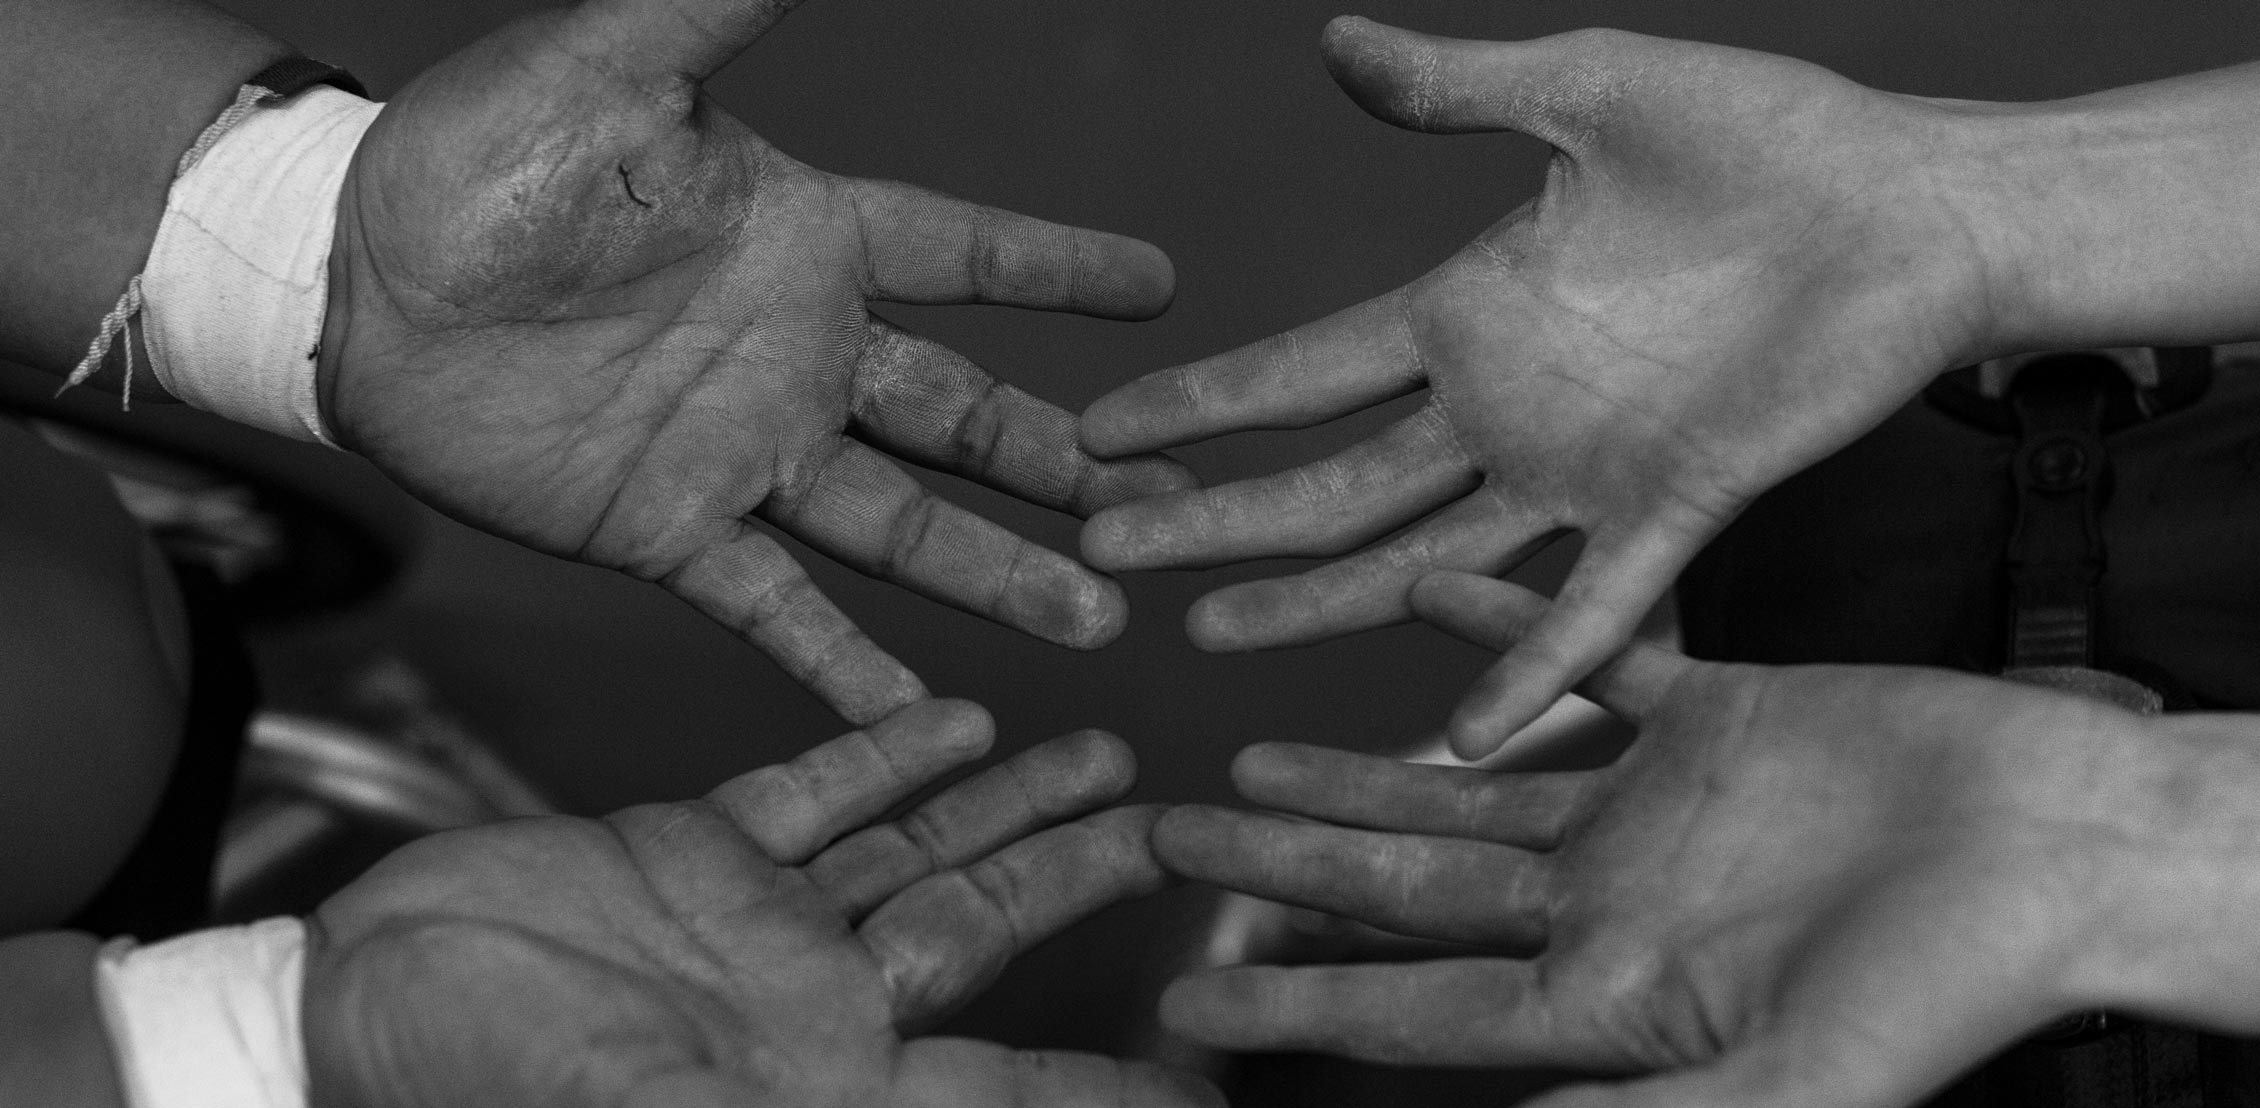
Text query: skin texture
319 0 1193 725
1080 17 2260 758
1153 573 2260 1108
305 699 1222 1108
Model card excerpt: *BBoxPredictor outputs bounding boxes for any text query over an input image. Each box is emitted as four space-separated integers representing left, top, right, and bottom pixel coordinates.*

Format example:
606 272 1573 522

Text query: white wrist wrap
139 87 380 446
95 917 310 1108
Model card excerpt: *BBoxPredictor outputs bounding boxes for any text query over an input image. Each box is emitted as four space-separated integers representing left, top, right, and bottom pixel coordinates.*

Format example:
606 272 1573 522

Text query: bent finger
1228 742 1589 848
810 729 1138 920
1081 291 1428 458
1152 805 1547 948
763 439 1129 649
851 320 1195 517
1422 524 1696 757
848 179 1174 320
660 523 928 725
863 805 1171 1026
1082 403 1475 571
706 699 993 864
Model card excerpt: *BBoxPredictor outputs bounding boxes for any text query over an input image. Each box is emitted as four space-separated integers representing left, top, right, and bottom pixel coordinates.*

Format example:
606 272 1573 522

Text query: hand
304 699 1219 1108
322 0 1191 724
1151 573 2260 1108
1082 17 2025 756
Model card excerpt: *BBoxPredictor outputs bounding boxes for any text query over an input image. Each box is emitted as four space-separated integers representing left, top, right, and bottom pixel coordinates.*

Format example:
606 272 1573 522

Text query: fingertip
1227 741 1302 797
1158 968 1265 1049
1318 15 1426 121
828 663 934 728
886 697 998 761
1051 727 1140 800
1010 560 1129 650
1445 710 1512 762
1078 391 1148 460
1319 13 1389 62
1078 506 1145 572
1184 591 1259 653
1148 804 1233 874
1104 237 1177 322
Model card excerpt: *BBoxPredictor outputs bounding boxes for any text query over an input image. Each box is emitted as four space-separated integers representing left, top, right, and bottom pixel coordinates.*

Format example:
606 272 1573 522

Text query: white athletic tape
139 87 381 446
94 917 310 1108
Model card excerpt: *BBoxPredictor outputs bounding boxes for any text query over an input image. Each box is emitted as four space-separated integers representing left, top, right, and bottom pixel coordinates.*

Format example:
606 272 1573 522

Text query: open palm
1154 576 2185 1108
1083 18 2020 755
303 700 1218 1108
323 0 1190 724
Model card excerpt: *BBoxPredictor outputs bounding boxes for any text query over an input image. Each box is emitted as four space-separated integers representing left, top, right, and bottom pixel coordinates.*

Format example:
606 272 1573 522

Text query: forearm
1947 61 2260 355
0 931 125 1108
0 0 292 383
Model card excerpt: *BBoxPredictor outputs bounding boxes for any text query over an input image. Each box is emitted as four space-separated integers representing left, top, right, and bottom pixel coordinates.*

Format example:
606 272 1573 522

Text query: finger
809 729 1137 920
848 180 1175 320
567 0 806 83
1414 528 1696 758
1319 16 1624 146
1081 290 1427 458
704 699 992 864
1229 742 1588 848
850 320 1196 518
1183 492 1544 652
1082 404 1476 571
660 523 928 725
762 439 1128 649
862 805 1170 1025
1151 805 1547 948
1414 571 1689 735
888 1039 1225 1108
1161 960 1587 1067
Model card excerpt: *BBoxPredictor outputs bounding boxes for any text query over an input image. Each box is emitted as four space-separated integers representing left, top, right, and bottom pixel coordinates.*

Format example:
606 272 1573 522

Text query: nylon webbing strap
1956 350 2230 1108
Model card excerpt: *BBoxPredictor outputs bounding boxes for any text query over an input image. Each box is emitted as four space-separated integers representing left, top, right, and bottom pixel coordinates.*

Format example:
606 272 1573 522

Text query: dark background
117 0 2260 1090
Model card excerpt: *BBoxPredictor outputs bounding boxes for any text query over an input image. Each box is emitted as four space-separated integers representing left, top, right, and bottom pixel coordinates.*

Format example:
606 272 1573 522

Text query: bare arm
0 932 124 1108
0 0 292 391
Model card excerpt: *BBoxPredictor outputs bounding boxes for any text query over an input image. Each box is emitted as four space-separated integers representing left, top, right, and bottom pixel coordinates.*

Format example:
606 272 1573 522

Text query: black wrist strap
244 56 367 100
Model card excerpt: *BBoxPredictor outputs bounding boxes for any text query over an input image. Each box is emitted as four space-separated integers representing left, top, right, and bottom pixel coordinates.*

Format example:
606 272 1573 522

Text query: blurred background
13 0 2260 1101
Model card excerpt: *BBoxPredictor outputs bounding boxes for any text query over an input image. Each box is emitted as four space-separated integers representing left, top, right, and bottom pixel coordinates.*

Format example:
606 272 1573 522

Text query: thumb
566 0 809 83
1319 16 1635 146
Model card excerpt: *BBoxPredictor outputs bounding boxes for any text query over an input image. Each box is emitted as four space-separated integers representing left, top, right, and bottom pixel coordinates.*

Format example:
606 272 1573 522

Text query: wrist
1925 68 2260 357
2035 710 2260 1029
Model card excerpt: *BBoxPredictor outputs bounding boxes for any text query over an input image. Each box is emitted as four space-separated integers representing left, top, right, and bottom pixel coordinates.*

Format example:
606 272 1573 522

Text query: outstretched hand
305 699 1219 1108
1084 17 2022 755
1151 574 2254 1108
323 0 1191 724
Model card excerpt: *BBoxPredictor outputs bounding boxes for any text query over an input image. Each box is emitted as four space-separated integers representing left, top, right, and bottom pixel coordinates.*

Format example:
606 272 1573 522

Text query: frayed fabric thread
59 83 280 406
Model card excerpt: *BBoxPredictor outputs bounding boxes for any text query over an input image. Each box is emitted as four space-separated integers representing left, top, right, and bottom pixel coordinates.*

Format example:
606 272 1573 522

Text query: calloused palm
304 699 1221 1108
1082 17 2021 756
323 0 1191 725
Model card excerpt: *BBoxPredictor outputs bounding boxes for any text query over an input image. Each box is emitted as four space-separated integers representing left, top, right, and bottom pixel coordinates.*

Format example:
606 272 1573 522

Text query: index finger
1081 290 1428 457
